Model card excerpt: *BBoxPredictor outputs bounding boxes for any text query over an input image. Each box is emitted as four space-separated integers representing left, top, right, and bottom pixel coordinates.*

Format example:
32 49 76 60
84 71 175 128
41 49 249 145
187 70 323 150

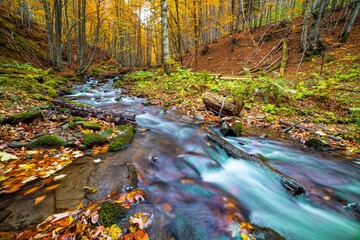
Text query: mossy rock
220 119 243 137
83 132 108 147
9 110 44 124
305 138 325 150
99 201 128 227
72 116 84 122
101 128 113 137
108 125 135 151
253 225 286 240
28 135 66 149
71 121 102 131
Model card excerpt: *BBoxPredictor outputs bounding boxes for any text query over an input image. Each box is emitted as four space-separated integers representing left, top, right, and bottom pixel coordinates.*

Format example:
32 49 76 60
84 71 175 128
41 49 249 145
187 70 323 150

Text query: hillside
184 15 360 78
0 8 49 68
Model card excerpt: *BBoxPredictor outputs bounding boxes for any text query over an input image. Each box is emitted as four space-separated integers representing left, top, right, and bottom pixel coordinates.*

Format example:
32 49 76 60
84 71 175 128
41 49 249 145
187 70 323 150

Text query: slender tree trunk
340 0 360 42
161 0 171 74
41 0 55 66
64 1 72 66
54 0 62 70
301 0 309 51
175 0 183 65
193 0 200 71
309 0 330 52
80 0 101 73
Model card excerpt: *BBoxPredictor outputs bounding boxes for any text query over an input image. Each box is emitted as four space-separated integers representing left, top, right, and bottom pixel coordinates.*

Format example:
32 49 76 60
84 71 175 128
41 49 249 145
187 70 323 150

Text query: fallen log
52 98 136 126
279 120 342 141
203 92 244 116
206 131 305 195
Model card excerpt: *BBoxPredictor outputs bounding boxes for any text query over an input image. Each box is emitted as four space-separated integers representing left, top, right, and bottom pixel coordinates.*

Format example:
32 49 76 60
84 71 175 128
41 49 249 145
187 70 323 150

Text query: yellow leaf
23 186 40 196
108 224 122 239
45 184 61 191
34 195 46 205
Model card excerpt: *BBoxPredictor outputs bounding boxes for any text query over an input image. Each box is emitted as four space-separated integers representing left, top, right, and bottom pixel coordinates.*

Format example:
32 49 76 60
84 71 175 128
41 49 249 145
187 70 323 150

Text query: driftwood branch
284 116 310 133
279 120 342 141
206 131 305 195
52 98 136 126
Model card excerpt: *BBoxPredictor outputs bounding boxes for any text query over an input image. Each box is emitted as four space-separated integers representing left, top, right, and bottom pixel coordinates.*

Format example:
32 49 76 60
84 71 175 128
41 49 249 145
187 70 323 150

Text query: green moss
28 135 66 149
108 125 135 151
305 138 325 150
230 121 243 137
265 115 277 122
72 116 84 122
10 110 44 124
71 121 102 131
83 132 108 147
101 128 113 137
44 80 59 89
99 201 128 227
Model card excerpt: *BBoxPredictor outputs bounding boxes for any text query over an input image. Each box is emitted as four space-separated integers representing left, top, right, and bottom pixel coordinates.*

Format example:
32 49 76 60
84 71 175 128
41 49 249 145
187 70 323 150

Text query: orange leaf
23 186 40 196
134 230 149 240
44 183 60 191
162 203 172 212
41 177 53 184
122 233 134 240
34 195 46 205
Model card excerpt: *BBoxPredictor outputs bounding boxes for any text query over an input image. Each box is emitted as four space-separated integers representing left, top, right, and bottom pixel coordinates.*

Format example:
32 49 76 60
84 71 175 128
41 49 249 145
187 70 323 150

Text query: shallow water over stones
1 76 359 239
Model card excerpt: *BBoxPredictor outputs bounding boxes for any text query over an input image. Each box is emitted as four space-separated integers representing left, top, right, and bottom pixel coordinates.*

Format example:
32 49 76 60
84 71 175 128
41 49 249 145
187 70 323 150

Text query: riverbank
117 68 359 157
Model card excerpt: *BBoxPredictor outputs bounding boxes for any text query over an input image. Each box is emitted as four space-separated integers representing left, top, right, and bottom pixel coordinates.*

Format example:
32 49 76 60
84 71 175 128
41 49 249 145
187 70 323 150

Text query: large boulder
28 135 66 149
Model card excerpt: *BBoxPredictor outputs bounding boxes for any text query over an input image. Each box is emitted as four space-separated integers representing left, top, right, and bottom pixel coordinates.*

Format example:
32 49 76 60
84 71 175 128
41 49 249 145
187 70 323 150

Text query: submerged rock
99 202 128 227
108 125 135 151
253 225 286 240
28 135 66 149
305 138 325 150
220 118 243 137
83 132 108 147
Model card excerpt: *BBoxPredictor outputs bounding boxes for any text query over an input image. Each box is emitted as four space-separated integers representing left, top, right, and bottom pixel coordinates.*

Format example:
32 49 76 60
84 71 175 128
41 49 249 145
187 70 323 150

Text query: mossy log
52 98 136 126
3 110 44 125
203 92 244 116
206 131 305 195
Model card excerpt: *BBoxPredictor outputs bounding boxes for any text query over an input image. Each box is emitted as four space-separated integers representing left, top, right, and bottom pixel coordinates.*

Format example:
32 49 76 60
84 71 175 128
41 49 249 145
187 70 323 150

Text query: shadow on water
1 76 359 239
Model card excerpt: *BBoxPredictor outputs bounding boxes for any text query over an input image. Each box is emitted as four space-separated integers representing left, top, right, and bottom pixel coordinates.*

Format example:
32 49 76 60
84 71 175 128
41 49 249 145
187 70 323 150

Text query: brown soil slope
184 15 360 78
0 8 49 68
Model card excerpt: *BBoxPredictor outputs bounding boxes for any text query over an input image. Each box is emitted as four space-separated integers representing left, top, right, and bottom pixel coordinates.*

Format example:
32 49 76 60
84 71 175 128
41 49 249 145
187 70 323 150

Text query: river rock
83 132 108 147
305 138 325 150
220 117 243 137
7 142 29 148
28 135 66 149
99 202 129 227
108 125 135 151
253 225 286 240
6 110 44 125
70 121 102 131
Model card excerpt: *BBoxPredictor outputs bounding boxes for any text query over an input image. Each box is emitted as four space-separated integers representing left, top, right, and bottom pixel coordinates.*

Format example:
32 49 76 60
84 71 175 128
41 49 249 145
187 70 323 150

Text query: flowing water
64 79 360 240
66 77 360 239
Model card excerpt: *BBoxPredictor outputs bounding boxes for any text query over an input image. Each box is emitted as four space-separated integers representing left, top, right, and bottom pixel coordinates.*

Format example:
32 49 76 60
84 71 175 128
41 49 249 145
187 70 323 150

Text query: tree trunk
300 0 309 51
309 0 330 52
340 0 360 43
175 0 183 65
54 0 62 70
206 131 305 195
193 0 200 71
203 92 244 116
41 0 55 66
161 0 171 74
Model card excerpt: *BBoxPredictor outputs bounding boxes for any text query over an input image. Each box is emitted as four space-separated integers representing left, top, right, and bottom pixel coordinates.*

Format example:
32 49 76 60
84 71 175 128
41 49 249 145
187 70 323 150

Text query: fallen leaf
23 186 40 196
0 151 18 161
34 195 46 205
162 203 172 212
134 230 149 240
45 184 61 191
53 174 66 181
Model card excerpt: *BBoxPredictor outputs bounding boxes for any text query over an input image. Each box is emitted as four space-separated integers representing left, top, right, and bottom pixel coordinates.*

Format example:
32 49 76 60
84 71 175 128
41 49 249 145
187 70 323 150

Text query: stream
2 76 360 239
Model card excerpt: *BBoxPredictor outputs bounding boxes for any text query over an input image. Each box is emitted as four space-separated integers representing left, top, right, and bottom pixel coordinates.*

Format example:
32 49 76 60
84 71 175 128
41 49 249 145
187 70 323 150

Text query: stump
203 92 244 116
